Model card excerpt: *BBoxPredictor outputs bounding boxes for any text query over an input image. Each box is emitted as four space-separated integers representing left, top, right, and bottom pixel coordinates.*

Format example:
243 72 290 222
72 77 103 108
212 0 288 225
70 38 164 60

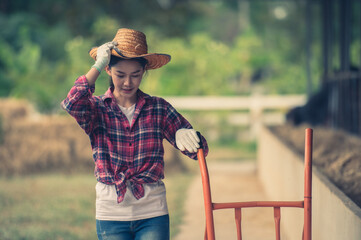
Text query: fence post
250 93 263 139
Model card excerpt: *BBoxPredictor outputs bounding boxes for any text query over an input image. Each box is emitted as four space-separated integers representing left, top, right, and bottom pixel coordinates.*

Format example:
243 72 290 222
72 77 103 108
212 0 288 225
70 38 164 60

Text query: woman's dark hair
108 56 148 88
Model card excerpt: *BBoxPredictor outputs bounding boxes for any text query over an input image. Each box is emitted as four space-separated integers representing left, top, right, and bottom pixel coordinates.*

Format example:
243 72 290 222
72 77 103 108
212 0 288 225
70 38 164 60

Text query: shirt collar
102 88 150 106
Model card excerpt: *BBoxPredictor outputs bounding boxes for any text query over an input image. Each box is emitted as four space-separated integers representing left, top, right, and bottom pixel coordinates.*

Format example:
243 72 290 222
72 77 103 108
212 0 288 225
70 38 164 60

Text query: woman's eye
132 75 140 78
117 75 125 78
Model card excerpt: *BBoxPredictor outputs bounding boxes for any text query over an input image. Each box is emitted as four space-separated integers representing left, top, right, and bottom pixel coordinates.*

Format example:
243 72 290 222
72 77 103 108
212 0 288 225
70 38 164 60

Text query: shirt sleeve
162 99 209 160
61 75 96 135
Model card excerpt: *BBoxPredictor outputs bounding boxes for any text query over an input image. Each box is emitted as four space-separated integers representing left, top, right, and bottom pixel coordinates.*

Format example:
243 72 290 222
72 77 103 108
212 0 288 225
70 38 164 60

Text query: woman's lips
122 88 133 94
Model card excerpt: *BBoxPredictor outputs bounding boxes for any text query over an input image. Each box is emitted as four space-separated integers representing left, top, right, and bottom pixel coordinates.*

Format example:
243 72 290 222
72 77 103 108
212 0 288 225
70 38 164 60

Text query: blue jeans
96 214 169 240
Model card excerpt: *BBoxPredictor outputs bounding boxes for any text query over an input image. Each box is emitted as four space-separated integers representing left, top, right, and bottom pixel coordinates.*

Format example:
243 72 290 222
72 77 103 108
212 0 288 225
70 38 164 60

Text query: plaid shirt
61 76 208 203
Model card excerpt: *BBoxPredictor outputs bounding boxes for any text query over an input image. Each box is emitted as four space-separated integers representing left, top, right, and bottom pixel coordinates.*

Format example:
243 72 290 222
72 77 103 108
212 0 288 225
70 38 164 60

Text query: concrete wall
258 126 361 240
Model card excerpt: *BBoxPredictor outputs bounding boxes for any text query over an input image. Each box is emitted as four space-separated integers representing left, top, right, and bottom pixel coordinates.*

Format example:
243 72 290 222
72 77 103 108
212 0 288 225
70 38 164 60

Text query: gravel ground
175 161 276 240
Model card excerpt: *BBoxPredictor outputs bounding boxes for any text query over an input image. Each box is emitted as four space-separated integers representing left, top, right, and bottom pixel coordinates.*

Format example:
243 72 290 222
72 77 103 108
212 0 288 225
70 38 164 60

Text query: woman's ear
105 66 112 76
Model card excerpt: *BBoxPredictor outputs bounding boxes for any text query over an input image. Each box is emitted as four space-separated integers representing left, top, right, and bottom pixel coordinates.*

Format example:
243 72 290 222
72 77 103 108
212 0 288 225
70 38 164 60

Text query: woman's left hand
175 129 200 153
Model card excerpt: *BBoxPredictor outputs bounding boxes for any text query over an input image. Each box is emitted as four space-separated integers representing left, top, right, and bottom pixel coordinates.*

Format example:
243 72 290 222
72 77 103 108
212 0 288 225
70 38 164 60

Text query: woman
61 28 208 240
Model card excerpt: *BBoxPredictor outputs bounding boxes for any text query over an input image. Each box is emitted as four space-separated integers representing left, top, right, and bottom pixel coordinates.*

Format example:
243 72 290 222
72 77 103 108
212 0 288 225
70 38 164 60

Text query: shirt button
129 143 132 146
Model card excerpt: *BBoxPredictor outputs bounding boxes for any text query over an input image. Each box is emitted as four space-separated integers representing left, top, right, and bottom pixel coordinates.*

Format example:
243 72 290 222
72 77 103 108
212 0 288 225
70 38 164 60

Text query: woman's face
106 59 145 100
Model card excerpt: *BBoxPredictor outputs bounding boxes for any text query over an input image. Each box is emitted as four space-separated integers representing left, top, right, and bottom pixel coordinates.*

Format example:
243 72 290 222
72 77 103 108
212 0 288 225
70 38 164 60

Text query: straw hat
89 28 171 70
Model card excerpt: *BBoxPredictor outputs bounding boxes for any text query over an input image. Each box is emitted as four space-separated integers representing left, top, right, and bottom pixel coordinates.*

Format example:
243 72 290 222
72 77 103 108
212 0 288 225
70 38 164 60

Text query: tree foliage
2 0 357 112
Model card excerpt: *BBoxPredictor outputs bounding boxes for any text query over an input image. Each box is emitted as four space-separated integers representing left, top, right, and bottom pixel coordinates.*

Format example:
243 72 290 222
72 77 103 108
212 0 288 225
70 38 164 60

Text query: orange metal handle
197 131 216 240
304 128 313 240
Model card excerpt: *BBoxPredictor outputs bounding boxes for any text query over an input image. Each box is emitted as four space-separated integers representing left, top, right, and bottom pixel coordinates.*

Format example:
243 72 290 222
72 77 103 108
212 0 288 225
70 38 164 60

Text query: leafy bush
0 13 321 112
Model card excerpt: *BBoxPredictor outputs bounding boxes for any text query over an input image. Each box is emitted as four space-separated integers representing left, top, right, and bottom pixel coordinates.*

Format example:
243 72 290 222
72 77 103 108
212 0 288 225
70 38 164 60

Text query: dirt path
174 161 276 240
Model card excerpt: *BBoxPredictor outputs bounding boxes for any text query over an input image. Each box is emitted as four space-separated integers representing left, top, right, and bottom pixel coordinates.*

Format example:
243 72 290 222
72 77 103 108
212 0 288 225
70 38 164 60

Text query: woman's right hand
176 128 200 153
92 41 118 73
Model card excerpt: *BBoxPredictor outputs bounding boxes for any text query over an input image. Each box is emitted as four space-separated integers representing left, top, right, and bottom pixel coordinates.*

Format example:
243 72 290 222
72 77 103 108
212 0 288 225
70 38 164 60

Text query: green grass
0 173 193 240
207 141 258 161
0 174 97 240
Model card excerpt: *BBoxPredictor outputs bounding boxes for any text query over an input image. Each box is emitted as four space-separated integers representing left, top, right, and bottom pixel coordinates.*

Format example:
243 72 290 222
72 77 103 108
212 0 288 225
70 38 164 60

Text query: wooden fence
164 94 306 139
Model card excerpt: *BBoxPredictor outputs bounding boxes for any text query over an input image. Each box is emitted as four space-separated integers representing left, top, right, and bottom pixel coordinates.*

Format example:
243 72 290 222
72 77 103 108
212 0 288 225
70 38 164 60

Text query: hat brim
89 47 171 70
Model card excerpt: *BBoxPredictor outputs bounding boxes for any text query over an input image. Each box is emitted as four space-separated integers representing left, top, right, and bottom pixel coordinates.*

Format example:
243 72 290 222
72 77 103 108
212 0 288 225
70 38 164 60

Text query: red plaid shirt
61 76 208 203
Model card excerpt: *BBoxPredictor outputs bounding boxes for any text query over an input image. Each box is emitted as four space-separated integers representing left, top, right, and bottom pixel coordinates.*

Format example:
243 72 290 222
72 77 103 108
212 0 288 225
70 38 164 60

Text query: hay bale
0 98 93 175
0 98 33 123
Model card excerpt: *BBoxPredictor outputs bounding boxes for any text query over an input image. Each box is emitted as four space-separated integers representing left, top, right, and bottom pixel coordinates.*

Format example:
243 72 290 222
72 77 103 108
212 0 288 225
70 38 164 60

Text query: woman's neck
113 91 137 108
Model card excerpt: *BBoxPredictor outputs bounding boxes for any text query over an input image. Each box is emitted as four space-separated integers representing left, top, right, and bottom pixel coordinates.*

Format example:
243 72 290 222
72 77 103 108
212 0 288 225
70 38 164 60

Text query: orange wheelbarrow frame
196 128 312 240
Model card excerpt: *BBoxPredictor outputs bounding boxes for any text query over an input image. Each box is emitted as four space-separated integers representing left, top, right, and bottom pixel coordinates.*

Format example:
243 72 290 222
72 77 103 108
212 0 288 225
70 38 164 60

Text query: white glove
92 41 118 72
176 129 200 153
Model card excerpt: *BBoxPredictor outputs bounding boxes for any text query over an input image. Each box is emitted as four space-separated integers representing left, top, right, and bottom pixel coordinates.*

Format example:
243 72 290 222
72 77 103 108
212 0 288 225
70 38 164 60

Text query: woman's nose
124 76 131 85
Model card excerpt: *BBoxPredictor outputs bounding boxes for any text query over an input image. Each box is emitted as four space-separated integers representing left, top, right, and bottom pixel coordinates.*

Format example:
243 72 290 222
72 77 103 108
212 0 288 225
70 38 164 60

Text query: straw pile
270 124 361 208
0 99 93 175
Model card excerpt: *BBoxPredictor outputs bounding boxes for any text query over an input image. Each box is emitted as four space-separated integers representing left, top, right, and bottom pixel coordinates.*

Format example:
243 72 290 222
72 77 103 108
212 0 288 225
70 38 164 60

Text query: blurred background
0 0 327 111
0 0 360 239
